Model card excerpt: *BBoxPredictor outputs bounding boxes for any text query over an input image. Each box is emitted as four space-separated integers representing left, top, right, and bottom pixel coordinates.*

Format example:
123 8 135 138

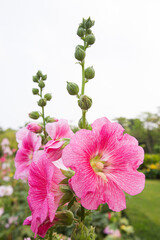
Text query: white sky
0 0 160 130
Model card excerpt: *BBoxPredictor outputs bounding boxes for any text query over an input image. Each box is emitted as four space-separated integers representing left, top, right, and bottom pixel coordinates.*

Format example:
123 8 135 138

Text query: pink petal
46 119 74 140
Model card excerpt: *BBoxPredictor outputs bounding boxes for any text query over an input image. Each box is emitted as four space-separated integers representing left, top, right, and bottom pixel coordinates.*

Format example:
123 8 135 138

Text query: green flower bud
38 80 45 89
78 95 92 110
60 191 73 206
59 185 71 193
85 17 95 29
85 34 96 45
75 46 85 61
85 66 95 79
32 75 39 82
32 88 39 95
78 117 88 129
55 210 74 226
38 98 47 107
86 29 92 34
28 111 40 120
44 93 52 101
42 74 47 80
45 116 57 123
71 223 89 240
77 27 85 37
61 169 75 178
36 70 43 78
67 82 79 95
71 223 96 240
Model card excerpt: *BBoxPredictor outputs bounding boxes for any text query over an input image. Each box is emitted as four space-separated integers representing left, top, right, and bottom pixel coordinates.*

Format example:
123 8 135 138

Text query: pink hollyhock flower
16 127 29 147
1 138 9 146
0 156 6 162
104 226 121 237
27 123 42 133
44 119 74 161
24 215 55 238
62 117 145 212
25 155 64 237
14 131 42 180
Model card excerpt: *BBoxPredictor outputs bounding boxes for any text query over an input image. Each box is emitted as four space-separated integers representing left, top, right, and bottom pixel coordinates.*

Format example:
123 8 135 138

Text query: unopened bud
38 98 47 107
32 88 39 95
85 17 95 29
86 29 92 34
44 93 52 101
60 191 73 206
67 82 79 95
78 117 88 129
85 34 95 45
71 222 89 240
75 46 85 61
38 80 45 89
55 210 74 226
59 185 71 193
78 95 92 110
45 116 58 123
61 169 75 178
32 76 39 82
36 70 43 78
77 27 85 37
27 123 42 133
42 74 47 80
28 111 40 120
85 66 95 79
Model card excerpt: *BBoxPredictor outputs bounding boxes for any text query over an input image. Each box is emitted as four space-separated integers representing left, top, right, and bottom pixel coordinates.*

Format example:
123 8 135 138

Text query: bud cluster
29 70 52 121
66 17 96 129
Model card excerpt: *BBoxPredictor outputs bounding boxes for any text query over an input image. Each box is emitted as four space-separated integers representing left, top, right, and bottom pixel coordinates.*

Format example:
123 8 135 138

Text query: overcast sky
0 0 160 130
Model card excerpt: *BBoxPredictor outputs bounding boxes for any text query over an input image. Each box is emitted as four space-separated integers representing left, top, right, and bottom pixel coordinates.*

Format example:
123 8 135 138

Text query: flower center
90 155 107 182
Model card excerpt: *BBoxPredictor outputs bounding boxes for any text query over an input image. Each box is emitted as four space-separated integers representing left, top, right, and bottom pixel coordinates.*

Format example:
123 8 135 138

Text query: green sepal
60 169 75 178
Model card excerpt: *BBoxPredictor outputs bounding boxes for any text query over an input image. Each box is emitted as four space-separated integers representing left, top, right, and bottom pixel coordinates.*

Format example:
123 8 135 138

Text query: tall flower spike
62 117 145 212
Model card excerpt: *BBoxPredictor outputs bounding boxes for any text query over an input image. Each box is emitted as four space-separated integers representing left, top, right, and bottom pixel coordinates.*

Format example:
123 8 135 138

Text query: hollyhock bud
85 17 95 29
71 223 95 240
85 34 96 45
32 76 38 82
61 169 75 178
42 74 47 80
38 98 47 107
60 190 73 206
85 66 95 79
27 123 42 133
36 70 43 78
78 95 92 110
59 185 71 193
67 82 79 95
44 93 52 101
38 80 45 89
75 46 85 61
32 88 39 95
78 117 88 129
45 116 58 123
86 29 92 34
55 210 74 226
29 111 40 120
77 27 85 37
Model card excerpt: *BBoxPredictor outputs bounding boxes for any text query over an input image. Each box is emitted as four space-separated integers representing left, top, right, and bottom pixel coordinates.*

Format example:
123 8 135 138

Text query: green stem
81 41 87 129
49 228 53 240
81 205 85 222
81 61 85 95
40 87 47 139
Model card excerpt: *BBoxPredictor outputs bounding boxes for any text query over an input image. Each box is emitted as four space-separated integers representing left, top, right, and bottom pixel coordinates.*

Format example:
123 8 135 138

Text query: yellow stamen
96 172 108 182
95 162 104 171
